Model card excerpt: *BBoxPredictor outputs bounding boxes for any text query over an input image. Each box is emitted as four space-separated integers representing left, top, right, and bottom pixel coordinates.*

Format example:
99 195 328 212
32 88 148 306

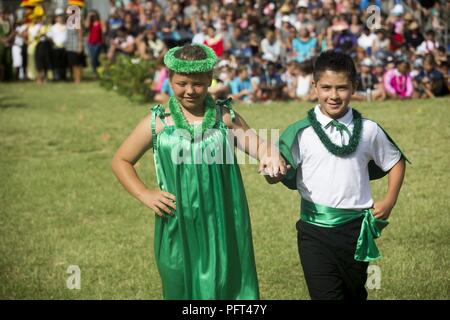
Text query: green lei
307 108 363 156
168 95 217 138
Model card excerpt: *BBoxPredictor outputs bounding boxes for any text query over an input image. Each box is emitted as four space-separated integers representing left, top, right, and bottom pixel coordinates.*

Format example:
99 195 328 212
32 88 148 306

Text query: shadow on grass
0 97 28 109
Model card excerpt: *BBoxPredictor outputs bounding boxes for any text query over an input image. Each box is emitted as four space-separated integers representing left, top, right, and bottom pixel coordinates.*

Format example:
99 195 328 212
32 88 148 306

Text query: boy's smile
313 70 356 119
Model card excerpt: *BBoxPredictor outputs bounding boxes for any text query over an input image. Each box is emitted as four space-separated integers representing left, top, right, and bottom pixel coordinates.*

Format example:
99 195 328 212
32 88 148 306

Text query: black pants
52 48 67 81
35 40 52 72
297 217 369 300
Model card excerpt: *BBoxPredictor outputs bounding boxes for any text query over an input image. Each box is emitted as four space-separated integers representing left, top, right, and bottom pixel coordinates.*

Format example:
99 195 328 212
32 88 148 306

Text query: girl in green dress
111 44 287 299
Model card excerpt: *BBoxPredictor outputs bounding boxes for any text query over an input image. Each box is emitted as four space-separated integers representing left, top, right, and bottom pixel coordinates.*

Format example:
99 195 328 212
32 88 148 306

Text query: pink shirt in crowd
383 68 413 98
154 67 168 92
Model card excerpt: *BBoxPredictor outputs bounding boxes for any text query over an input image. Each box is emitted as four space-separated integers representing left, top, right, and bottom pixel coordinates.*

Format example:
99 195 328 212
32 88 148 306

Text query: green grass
0 82 449 299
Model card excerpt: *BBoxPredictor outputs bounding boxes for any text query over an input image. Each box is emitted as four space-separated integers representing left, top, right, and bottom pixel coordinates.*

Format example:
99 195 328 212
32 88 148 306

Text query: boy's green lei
307 108 362 156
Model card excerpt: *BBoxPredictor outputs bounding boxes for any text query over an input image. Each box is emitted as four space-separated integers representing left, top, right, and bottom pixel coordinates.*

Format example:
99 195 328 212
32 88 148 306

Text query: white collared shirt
291 105 401 209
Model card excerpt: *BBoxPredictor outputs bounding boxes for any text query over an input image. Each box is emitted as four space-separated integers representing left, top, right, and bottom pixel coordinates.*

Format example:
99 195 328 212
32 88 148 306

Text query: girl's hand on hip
138 189 177 217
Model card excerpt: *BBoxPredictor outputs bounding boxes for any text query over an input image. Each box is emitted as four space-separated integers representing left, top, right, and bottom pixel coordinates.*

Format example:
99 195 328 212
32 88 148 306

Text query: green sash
301 198 389 262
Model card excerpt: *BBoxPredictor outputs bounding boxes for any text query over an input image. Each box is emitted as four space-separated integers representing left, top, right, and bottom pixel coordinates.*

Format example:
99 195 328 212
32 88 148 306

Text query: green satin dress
150 104 259 300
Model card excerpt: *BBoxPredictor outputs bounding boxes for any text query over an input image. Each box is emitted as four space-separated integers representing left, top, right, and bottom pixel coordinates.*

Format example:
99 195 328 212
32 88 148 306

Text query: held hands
138 189 177 217
258 154 289 177
372 197 396 220
258 147 290 178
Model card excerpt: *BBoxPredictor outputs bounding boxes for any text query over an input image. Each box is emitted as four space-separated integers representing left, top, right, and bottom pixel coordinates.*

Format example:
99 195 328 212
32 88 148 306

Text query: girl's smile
170 72 212 112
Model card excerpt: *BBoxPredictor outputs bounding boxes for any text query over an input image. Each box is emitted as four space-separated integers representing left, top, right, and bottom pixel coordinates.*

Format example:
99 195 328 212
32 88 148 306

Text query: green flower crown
163 44 217 73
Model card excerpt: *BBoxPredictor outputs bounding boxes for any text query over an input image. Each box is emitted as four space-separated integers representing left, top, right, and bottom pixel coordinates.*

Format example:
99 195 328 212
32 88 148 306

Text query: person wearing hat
47 8 68 81
22 0 45 80
353 58 386 102
387 4 407 46
111 43 287 299
296 0 308 9
279 15 294 48
20 0 44 10
294 2 311 33
384 54 396 70
67 0 85 8
33 5 54 84
390 3 404 17
24 2 51 82
280 2 291 15
276 0 297 30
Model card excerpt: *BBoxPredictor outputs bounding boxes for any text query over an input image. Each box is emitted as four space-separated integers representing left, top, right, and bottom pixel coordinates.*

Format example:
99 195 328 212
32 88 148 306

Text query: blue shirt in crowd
292 37 317 63
230 77 253 100
161 79 174 96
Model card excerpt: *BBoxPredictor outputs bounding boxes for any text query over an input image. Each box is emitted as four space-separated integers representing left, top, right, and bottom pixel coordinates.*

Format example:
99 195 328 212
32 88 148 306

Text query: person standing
85 10 104 79
48 8 67 81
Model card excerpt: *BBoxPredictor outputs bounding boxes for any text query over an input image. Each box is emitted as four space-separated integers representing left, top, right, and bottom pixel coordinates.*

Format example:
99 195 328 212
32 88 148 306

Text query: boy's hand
372 198 396 220
137 189 176 217
258 153 289 178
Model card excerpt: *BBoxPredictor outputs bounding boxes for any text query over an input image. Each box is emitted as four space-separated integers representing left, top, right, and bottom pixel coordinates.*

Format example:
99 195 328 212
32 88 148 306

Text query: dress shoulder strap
215 97 236 124
150 105 169 150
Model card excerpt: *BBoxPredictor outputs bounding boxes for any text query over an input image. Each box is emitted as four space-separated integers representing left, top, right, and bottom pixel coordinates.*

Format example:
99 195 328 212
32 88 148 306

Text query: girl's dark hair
90 10 100 20
174 44 207 61
313 50 357 84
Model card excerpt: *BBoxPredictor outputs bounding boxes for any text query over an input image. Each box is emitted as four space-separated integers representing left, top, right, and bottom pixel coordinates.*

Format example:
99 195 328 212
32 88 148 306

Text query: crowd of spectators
0 0 448 102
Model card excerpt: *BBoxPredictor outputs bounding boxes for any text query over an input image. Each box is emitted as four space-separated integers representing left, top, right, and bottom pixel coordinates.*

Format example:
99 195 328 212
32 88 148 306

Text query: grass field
0 82 449 299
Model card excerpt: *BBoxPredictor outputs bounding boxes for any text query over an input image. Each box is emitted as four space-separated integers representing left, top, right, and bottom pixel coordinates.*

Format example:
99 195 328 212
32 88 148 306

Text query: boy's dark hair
174 44 208 61
313 50 357 84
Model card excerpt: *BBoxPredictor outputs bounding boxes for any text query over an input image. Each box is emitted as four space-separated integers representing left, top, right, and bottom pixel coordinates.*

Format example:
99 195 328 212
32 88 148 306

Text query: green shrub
98 54 156 104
